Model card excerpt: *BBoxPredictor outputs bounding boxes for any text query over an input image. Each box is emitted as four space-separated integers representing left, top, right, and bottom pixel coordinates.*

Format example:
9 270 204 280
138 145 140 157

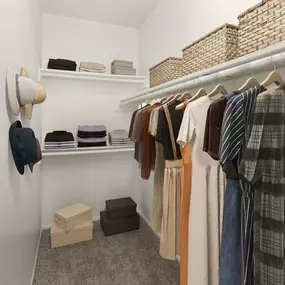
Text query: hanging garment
156 103 183 260
177 96 225 285
220 86 266 285
202 92 242 285
130 104 157 179
239 87 285 285
149 106 165 233
180 144 192 285
219 179 242 285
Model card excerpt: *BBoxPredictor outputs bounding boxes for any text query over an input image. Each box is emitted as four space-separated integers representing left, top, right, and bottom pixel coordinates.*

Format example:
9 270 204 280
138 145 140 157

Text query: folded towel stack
109 130 134 146
111 60 136 76
48 59 77 71
79 62 106 73
45 131 75 149
77 125 107 147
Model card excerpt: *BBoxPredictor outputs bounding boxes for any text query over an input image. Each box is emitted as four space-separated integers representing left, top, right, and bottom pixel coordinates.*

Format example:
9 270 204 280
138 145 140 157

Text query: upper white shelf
42 145 134 157
40 68 147 85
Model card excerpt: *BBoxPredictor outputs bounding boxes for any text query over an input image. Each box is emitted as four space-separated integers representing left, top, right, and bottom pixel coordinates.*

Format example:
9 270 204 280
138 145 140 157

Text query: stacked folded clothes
77 125 107 147
111 60 136 76
79 62 106 73
48 59 77 71
45 131 75 149
109 130 134 146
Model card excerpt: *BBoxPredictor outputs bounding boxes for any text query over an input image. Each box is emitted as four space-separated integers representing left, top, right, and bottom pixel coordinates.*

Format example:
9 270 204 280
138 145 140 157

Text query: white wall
139 0 261 76
40 76 145 226
42 13 139 73
0 0 42 285
40 13 144 226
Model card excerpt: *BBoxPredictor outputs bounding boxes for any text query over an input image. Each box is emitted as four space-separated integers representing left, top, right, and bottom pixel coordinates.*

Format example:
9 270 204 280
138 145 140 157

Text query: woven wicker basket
149 57 183 88
238 0 285 57
182 24 239 76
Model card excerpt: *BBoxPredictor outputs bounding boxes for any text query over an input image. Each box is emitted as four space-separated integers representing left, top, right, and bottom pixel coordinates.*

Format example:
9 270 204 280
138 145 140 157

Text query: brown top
140 104 160 179
203 97 239 179
129 104 159 179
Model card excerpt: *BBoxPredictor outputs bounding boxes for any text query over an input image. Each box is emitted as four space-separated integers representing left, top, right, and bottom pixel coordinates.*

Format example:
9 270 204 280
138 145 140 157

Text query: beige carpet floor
33 218 180 285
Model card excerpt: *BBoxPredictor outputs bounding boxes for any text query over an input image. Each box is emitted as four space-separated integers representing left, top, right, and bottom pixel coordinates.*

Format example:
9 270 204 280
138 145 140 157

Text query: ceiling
41 0 161 28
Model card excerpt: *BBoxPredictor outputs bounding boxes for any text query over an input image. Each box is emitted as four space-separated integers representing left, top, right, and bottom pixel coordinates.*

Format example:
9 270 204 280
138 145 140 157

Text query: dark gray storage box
100 211 140 237
106 197 137 220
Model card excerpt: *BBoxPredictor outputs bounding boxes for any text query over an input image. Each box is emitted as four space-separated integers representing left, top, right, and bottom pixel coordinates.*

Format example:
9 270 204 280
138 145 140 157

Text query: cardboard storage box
51 219 93 248
54 203 92 231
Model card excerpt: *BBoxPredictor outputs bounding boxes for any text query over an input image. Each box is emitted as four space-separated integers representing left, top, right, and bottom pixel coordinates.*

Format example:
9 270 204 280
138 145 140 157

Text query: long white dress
177 96 226 285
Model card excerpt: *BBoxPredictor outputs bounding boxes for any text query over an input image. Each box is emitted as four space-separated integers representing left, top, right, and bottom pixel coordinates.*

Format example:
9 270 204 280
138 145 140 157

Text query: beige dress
149 106 165 233
177 96 226 285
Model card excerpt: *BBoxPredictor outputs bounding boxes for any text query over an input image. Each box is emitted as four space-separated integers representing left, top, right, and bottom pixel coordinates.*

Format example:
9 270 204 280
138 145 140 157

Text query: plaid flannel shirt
239 87 285 285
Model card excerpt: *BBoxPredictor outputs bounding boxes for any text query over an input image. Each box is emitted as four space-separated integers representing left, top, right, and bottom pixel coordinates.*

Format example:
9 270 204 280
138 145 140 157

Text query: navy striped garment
219 85 266 285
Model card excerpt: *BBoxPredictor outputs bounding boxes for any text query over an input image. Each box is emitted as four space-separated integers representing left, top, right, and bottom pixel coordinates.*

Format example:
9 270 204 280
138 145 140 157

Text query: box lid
106 197 136 212
51 219 93 237
55 203 91 222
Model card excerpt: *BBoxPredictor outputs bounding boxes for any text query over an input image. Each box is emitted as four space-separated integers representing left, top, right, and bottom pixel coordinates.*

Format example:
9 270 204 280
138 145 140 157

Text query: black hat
9 121 42 175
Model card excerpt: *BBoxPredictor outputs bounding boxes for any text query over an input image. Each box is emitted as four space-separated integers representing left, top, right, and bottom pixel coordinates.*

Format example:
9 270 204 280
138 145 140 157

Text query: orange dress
180 145 192 285
179 101 192 285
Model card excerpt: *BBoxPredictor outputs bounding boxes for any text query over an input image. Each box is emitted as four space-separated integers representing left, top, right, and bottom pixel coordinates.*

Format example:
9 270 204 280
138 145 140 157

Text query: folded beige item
80 62 106 69
79 67 106 73
112 60 133 69
111 67 136 76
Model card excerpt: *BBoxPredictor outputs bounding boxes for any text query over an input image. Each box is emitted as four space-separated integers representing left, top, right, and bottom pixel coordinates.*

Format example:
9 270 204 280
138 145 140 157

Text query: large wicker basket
182 24 239 76
238 0 285 57
149 57 183 88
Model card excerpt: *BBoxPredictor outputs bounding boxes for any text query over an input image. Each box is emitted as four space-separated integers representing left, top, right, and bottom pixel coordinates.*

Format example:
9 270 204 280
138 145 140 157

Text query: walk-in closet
1 0 285 284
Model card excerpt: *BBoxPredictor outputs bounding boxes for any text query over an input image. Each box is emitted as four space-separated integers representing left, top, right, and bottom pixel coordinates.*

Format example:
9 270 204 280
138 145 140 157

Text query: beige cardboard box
54 203 92 231
51 219 93 249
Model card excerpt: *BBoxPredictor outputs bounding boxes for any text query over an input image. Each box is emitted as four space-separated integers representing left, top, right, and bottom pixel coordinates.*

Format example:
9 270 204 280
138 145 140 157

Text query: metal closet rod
120 42 285 105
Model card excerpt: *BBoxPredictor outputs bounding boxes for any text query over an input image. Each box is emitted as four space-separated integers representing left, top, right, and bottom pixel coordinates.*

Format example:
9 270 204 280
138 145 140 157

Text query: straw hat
21 68 47 120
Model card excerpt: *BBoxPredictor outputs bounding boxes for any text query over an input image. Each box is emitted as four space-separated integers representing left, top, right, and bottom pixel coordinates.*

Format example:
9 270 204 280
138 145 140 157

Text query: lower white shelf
42 146 134 157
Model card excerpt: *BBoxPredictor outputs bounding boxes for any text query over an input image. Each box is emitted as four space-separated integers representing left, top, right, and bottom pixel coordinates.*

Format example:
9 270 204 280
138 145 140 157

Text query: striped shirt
219 85 266 285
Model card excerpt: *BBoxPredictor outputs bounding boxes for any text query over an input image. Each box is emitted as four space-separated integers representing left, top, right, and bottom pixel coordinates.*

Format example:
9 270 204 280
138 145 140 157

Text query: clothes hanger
175 89 206 110
207 84 228 98
163 93 175 104
237 69 259 93
166 92 182 105
207 75 228 98
178 91 191 101
261 59 284 87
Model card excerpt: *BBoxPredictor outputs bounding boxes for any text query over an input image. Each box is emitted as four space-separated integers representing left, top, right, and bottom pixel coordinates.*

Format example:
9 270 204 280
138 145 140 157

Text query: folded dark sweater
45 131 74 143
48 59 77 71
77 132 107 138
77 142 107 148
48 65 76 71
48 58 77 67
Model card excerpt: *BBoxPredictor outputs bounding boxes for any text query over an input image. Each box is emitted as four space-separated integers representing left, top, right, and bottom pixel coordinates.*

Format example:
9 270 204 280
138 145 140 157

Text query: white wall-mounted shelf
40 68 147 85
42 146 134 157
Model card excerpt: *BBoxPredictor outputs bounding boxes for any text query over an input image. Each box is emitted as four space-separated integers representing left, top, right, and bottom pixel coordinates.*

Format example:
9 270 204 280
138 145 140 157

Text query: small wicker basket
149 57 183 88
238 0 285 57
182 24 239 76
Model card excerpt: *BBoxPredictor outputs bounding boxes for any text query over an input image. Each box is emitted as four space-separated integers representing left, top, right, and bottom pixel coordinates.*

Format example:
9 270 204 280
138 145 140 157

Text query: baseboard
30 228 42 285
137 209 161 239
41 215 100 230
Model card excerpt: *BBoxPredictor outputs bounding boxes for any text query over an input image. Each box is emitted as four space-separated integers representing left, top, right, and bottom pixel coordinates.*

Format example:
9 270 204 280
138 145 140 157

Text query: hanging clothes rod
120 42 285 106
